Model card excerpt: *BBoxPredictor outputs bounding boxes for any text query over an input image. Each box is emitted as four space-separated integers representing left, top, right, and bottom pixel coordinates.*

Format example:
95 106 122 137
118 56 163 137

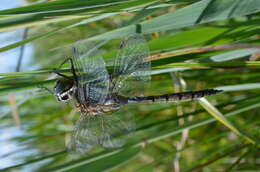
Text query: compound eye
61 95 69 101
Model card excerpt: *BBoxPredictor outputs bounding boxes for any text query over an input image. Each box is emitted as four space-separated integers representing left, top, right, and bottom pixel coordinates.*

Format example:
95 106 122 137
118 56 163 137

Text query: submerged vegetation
0 0 259 171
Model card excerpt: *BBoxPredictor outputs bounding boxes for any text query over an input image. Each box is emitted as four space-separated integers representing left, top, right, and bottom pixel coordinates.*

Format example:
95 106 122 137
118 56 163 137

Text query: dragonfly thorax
54 79 75 102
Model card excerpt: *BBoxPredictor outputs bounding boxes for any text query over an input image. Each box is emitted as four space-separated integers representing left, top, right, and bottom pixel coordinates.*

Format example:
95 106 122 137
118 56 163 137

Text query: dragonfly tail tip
212 89 224 94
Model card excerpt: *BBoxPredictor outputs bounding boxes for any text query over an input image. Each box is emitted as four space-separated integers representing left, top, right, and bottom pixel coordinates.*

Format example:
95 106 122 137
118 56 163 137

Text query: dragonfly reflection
54 33 222 154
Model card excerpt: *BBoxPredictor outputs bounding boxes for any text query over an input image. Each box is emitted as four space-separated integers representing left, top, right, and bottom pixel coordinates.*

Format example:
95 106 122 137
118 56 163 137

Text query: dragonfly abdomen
128 89 222 103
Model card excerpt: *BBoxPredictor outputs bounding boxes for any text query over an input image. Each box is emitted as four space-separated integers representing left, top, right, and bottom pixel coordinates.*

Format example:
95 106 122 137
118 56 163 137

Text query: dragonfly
53 33 222 154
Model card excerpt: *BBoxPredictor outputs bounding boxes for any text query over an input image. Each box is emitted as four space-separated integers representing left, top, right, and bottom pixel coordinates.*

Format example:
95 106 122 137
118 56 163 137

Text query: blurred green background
0 0 259 171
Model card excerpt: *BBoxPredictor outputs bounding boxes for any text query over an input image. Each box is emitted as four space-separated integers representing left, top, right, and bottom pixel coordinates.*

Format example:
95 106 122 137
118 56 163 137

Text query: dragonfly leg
53 58 77 81
59 56 78 83
68 57 78 83
58 58 72 69
53 68 71 80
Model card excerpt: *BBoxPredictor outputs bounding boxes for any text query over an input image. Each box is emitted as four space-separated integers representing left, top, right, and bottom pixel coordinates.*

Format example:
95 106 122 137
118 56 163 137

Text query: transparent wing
98 112 134 149
68 115 98 154
111 34 150 97
69 111 134 154
72 40 109 104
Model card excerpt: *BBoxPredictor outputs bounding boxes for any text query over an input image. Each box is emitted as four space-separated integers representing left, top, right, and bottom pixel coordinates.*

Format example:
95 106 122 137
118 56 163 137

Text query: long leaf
88 0 260 40
199 98 259 145
0 0 159 32
48 147 140 172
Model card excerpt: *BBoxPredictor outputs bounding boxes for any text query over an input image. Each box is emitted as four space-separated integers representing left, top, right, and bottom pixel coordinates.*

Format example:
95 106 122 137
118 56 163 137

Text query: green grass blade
0 13 115 52
1 61 260 78
203 49 260 62
0 151 66 171
0 0 159 32
48 147 140 172
154 61 260 69
89 0 260 40
198 98 259 145
0 15 86 33
185 143 250 172
0 0 132 15
217 83 260 92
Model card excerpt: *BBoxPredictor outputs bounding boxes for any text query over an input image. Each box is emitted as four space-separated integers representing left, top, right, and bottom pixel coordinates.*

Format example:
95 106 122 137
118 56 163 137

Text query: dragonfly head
54 79 75 102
